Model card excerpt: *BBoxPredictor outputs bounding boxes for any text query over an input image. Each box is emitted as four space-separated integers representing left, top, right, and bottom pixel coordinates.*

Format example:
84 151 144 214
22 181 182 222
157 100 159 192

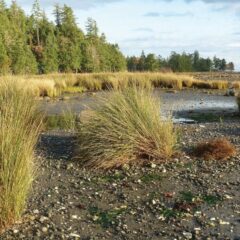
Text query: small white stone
93 215 99 221
69 233 80 238
151 163 157 168
224 195 233 200
33 209 39 214
219 220 230 225
183 231 192 239
157 215 165 221
152 199 157 205
42 227 48 233
39 216 48 223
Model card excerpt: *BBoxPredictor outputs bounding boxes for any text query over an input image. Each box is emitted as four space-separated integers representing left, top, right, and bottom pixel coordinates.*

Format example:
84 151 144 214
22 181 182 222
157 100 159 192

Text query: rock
151 163 157 169
39 216 48 223
13 229 19 234
152 199 157 205
219 220 230 225
69 233 81 238
183 231 192 239
225 89 236 97
33 209 39 214
42 227 48 233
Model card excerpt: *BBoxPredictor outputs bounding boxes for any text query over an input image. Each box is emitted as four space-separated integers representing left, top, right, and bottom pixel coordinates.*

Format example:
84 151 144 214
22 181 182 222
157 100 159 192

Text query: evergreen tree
86 18 99 39
192 50 200 71
56 5 84 72
10 39 37 74
0 36 10 74
31 0 43 46
145 54 159 72
138 51 146 71
220 59 227 71
227 62 234 71
42 32 59 73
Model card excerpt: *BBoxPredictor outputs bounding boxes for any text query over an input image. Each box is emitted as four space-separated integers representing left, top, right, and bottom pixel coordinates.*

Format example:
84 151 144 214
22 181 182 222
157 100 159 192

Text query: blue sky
6 0 240 69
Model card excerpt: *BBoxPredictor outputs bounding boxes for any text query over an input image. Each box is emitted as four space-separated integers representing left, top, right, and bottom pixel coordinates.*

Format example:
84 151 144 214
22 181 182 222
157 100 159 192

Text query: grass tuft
0 79 42 232
76 86 176 169
193 138 236 161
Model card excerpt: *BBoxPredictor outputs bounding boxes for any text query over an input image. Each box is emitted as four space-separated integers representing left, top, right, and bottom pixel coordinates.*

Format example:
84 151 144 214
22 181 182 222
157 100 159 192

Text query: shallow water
40 89 238 119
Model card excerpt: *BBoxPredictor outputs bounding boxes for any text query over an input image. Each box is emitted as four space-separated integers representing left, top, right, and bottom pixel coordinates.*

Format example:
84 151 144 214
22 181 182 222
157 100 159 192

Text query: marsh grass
0 72 233 98
0 80 42 232
76 86 176 169
45 110 77 131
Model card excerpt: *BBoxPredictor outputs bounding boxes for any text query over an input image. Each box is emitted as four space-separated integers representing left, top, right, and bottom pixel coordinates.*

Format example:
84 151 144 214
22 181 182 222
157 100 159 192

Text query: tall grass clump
77 86 176 169
0 80 42 232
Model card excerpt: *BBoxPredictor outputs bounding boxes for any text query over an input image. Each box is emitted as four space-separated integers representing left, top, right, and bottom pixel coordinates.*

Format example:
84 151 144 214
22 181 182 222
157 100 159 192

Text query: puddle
173 118 196 124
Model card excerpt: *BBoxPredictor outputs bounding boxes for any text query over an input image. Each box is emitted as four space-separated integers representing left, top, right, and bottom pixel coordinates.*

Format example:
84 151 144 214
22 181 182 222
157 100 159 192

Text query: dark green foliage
140 173 163 183
127 50 232 73
0 36 9 74
89 206 127 228
202 194 222 205
99 172 125 183
0 0 126 75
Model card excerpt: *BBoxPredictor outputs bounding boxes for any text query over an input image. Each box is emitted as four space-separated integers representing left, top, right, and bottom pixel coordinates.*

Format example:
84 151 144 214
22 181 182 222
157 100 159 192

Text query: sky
6 0 240 69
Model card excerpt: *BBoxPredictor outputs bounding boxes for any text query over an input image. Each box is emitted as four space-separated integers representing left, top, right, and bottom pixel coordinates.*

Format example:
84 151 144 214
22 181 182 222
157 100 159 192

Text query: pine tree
138 51 146 71
86 18 98 39
42 31 59 73
31 0 43 46
56 5 84 72
10 39 37 74
0 35 10 74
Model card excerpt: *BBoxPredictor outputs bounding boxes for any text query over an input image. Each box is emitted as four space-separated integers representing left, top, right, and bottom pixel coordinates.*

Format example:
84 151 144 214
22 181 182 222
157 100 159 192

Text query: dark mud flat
1 120 240 240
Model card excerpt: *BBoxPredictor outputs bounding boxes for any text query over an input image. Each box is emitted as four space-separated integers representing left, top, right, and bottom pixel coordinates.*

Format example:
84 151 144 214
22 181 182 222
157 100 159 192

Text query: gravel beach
1 91 240 240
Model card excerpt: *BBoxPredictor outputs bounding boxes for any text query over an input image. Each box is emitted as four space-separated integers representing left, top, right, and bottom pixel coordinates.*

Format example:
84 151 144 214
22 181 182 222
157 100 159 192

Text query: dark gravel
1 118 240 240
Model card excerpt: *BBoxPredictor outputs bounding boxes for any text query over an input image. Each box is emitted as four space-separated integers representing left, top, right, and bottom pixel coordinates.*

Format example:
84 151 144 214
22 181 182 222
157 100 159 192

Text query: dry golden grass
193 138 236 161
0 79 43 232
0 72 235 98
76 86 176 169
232 81 240 89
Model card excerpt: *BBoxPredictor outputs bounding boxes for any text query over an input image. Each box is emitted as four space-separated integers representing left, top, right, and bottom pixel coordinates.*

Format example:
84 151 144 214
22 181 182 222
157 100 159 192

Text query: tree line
0 0 126 74
0 0 235 75
127 51 235 72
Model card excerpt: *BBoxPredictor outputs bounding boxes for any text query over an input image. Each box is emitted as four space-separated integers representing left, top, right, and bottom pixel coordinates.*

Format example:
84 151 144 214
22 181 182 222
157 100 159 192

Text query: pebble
183 232 192 239
42 227 48 233
2 120 240 240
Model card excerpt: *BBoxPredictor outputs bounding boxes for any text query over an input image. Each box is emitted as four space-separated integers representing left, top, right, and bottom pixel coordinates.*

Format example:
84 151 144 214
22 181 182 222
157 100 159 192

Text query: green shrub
76 86 176 169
